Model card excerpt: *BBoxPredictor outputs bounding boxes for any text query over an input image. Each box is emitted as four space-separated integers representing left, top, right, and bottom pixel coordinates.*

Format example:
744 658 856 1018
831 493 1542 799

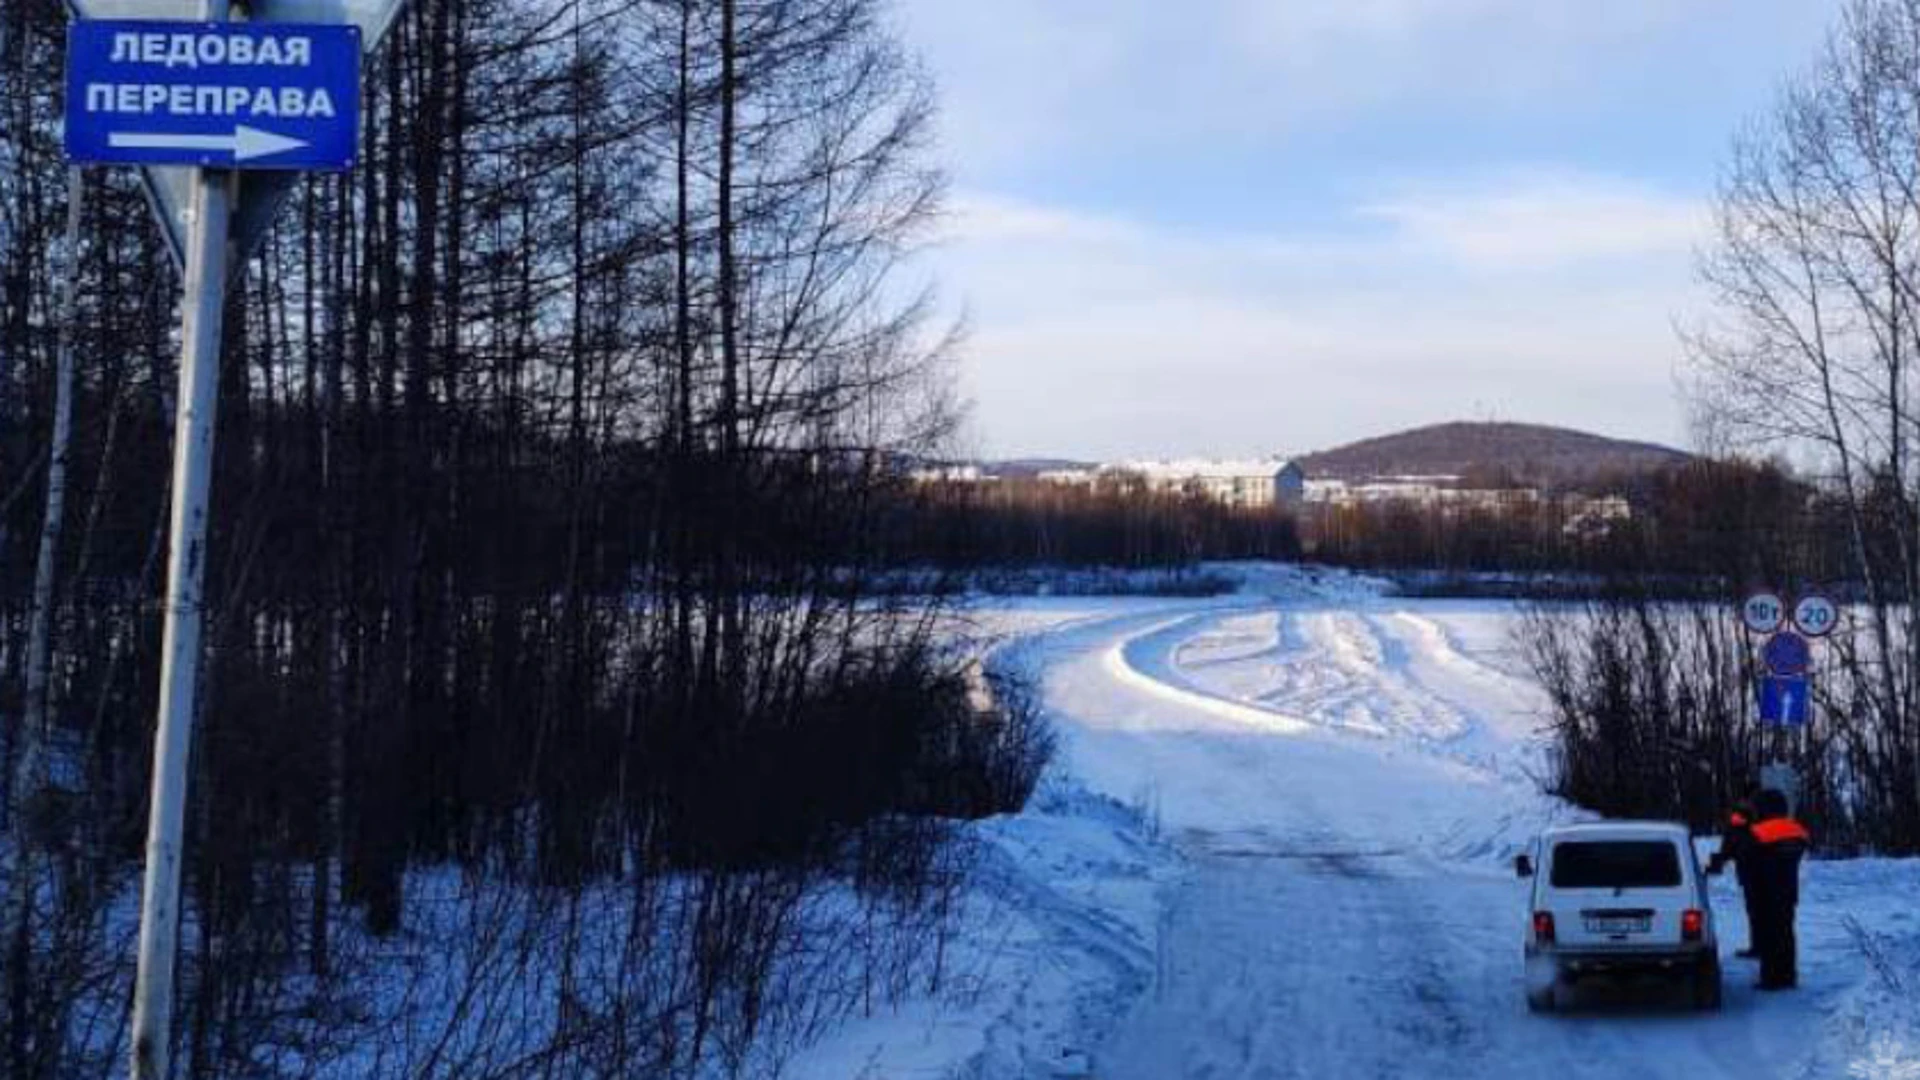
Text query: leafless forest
0 1 1051 1076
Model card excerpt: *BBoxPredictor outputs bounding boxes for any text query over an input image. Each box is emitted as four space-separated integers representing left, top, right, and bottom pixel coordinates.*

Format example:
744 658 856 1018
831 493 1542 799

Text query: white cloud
942 193 1142 247
933 173 1709 459
1359 173 1706 272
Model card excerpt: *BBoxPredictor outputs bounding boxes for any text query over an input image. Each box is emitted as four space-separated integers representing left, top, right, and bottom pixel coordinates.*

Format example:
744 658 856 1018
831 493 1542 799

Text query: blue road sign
1757 675 1811 727
1762 630 1812 676
64 20 360 171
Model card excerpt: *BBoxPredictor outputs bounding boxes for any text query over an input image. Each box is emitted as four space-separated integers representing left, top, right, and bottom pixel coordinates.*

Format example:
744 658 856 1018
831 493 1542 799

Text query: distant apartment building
907 463 993 484
1562 494 1633 536
1305 475 1634 535
1096 458 1306 510
1035 468 1098 487
1306 475 1469 506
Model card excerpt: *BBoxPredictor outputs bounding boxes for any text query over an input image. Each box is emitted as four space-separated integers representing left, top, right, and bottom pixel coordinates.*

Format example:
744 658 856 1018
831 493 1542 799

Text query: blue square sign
65 20 361 171
1757 674 1811 727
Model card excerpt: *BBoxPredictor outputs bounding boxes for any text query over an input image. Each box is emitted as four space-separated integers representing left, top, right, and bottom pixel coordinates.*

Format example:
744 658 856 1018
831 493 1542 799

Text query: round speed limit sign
1741 592 1786 635
1792 594 1839 638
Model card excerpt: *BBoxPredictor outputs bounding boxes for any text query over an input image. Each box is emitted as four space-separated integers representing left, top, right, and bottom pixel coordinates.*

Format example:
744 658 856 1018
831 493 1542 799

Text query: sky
888 0 1844 462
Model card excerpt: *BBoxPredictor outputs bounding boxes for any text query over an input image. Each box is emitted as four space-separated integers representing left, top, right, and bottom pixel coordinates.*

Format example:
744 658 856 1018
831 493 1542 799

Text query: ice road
789 568 1919 1080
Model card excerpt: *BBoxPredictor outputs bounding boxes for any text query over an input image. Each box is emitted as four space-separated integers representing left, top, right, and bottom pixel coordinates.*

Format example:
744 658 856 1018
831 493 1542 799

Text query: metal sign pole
129 3 233 1076
53 0 388 1073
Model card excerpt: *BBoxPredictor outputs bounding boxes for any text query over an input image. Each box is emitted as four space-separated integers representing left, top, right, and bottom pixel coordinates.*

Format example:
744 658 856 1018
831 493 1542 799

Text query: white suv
1516 821 1721 1012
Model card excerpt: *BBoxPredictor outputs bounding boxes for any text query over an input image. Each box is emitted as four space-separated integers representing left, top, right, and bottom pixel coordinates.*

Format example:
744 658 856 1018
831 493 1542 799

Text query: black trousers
1753 900 1797 986
1740 882 1758 949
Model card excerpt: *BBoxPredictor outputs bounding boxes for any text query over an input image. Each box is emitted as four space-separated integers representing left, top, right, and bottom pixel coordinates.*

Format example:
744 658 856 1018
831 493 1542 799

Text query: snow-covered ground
788 565 1920 1080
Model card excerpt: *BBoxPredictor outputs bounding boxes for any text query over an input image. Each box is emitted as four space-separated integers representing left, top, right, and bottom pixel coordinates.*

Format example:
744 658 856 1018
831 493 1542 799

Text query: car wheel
1692 956 1722 1011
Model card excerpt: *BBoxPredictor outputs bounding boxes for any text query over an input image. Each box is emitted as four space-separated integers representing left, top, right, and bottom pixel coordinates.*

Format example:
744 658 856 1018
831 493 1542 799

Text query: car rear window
1549 841 1682 888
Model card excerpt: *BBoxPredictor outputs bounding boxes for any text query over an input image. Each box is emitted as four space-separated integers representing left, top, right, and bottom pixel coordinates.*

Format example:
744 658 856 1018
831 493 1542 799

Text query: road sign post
64 19 361 170
1741 592 1786 636
1760 761 1803 814
1757 674 1811 727
1762 630 1812 678
1792 594 1839 638
1740 590 1826 764
115 9 245 1077
66 0 400 270
129 147 230 1080
72 6 359 1079
57 2 395 1073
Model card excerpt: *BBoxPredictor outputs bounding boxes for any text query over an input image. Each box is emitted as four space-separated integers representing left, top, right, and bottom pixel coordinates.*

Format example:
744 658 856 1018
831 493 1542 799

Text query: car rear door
1544 839 1689 949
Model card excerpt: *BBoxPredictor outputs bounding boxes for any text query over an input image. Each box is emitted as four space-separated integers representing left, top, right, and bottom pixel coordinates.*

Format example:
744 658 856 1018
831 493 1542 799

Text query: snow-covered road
1027 575 1816 1079
791 568 1920 1080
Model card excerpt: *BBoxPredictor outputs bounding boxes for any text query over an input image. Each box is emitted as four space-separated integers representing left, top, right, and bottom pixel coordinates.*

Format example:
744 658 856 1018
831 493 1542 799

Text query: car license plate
1585 916 1650 935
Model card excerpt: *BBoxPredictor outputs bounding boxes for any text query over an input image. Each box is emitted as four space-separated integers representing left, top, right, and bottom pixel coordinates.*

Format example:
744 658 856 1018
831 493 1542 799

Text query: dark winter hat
1755 788 1790 818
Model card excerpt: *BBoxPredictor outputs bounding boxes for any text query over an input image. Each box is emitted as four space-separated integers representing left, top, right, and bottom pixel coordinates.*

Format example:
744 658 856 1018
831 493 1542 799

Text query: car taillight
1682 909 1704 942
1533 911 1556 943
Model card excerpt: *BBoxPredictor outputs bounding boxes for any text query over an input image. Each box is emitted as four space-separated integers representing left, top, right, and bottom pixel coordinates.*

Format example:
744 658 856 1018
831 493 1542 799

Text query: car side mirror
1514 854 1534 879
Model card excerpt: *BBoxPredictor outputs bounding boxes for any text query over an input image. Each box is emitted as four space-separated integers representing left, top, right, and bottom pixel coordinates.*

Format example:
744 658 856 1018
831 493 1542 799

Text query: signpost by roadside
1791 594 1839 639
1761 629 1811 679
1740 588 1840 817
63 20 362 170
1756 673 1810 726
1760 760 1803 816
58 1 401 1075
1740 589 1830 726
1740 591 1787 636
64 0 404 265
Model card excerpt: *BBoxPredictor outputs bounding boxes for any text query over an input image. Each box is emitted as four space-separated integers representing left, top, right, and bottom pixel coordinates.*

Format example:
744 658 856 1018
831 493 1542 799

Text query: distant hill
1295 422 1691 486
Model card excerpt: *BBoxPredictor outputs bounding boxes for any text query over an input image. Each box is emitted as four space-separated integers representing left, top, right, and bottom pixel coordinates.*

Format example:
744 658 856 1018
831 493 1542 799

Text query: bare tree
1687 0 1920 845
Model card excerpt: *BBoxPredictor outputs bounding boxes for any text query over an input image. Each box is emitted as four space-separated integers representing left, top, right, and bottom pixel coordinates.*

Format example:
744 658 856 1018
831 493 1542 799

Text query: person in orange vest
1707 787 1762 958
1745 788 1811 990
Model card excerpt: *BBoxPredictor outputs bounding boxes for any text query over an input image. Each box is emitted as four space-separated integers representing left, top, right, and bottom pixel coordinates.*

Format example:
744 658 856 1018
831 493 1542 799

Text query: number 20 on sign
1792 594 1839 638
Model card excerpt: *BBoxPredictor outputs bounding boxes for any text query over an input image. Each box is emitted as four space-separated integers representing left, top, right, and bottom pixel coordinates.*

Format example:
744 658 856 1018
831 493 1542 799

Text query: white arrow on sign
108 125 309 163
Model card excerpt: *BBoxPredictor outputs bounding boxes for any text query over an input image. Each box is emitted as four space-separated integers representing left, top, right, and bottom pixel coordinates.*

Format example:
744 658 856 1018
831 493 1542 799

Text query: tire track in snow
1044 588 1827 1080
1173 611 1290 671
1340 611 1475 741
1108 613 1316 736
1358 610 1558 784
1385 610 1549 718
1171 608 1473 745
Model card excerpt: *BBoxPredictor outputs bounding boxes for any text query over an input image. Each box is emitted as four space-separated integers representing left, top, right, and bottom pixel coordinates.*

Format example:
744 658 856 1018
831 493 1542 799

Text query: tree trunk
4 164 82 1080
